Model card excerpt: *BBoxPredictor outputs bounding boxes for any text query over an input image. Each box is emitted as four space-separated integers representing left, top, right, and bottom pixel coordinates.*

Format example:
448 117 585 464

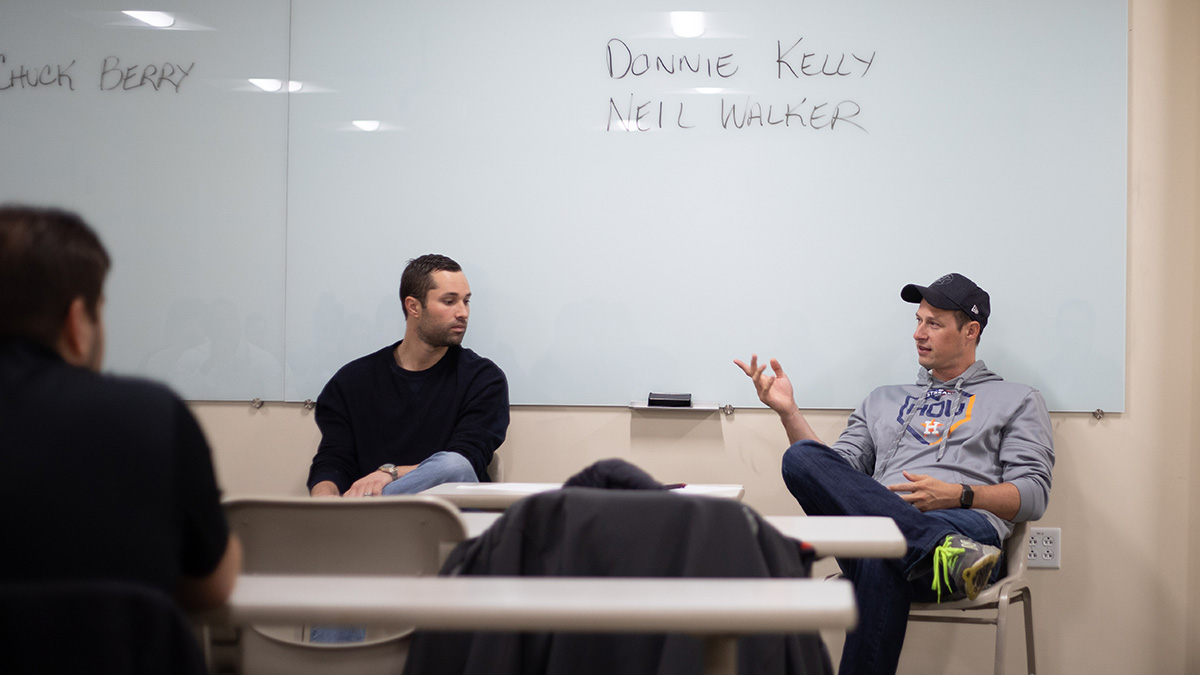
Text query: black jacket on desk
402 487 832 675
306 342 509 492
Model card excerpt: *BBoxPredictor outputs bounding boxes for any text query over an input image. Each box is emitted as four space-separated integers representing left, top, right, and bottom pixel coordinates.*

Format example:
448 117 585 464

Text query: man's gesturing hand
733 354 798 416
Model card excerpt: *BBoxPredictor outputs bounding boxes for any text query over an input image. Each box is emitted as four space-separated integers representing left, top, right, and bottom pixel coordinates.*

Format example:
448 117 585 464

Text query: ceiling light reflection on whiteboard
249 78 282 92
352 120 381 132
122 11 175 28
248 79 304 93
670 12 705 38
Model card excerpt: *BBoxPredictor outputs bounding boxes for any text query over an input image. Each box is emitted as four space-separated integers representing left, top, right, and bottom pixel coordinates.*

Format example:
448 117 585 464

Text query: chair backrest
224 495 468 575
1003 519 1031 579
0 580 208 675
215 496 471 675
487 451 505 481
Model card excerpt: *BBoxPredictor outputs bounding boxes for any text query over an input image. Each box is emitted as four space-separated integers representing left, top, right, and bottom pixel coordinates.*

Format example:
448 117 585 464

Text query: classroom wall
190 0 1200 672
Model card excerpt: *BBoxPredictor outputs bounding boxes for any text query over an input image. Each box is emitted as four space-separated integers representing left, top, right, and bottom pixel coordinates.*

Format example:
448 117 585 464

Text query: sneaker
930 534 1001 602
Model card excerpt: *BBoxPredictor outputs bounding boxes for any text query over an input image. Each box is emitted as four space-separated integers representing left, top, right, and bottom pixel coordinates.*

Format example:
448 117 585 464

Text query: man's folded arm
999 391 1056 522
444 366 510 478
174 400 244 609
307 383 359 494
309 480 342 497
177 534 242 611
970 482 1021 522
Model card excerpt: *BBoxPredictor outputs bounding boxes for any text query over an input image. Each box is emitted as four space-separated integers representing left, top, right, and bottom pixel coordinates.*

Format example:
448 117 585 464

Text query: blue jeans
781 441 1002 675
380 451 478 495
309 452 479 643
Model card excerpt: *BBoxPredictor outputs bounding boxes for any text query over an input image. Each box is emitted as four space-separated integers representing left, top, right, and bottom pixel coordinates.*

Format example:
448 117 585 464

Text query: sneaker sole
960 551 1001 600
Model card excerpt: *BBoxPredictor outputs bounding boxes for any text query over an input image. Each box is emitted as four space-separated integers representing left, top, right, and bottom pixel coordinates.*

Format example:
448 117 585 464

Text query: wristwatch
959 484 975 509
378 463 400 480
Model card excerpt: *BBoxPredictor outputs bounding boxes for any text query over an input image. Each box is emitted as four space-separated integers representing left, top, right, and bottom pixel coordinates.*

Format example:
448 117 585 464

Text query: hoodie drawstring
879 369 974 472
877 379 935 477
936 378 966 461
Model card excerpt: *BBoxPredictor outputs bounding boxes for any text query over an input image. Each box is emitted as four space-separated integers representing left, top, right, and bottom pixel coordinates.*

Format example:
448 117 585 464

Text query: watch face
380 464 396 471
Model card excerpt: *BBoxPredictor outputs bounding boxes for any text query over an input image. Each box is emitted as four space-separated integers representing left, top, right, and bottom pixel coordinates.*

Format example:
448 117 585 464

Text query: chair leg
993 591 1010 675
1022 587 1036 675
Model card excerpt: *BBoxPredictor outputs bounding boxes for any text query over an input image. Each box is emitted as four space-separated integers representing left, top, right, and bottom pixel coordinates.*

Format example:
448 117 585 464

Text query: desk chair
0 580 208 675
487 449 505 481
215 496 468 675
908 520 1036 675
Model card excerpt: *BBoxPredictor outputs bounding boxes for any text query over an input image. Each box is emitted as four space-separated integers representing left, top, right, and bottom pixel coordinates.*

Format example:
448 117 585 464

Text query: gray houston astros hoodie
830 360 1055 542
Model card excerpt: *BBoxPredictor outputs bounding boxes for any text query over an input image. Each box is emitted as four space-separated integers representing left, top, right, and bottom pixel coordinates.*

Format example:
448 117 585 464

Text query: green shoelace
930 535 964 602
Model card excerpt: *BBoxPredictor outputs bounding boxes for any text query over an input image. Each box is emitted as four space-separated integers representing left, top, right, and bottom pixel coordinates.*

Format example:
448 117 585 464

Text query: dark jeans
781 441 1002 675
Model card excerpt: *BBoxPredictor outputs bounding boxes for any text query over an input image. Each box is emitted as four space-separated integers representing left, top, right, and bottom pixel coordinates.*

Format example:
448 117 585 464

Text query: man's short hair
951 310 983 345
0 206 110 347
399 254 462 318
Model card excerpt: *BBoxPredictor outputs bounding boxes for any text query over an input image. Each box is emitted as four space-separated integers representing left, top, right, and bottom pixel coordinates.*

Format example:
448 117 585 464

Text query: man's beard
418 320 467 347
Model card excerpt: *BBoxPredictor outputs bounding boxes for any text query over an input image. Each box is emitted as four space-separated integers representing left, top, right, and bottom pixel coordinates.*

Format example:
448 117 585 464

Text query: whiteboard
0 0 1127 410
0 1 290 401
284 0 1127 410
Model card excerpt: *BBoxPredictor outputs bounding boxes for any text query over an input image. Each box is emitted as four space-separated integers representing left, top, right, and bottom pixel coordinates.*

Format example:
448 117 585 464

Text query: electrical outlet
1027 526 1061 569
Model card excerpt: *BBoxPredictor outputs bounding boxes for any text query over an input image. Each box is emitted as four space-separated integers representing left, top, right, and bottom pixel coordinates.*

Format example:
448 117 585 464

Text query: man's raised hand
734 354 798 415
734 354 823 445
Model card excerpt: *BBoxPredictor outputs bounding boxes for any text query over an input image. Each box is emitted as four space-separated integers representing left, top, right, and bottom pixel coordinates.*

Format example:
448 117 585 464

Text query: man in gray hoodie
735 273 1054 675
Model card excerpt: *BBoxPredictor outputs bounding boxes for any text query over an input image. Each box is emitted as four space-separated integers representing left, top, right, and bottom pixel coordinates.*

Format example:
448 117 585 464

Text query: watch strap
959 483 975 509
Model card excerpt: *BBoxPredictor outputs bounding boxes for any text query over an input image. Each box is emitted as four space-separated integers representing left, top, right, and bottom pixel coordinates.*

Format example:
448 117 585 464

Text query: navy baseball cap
901 273 990 329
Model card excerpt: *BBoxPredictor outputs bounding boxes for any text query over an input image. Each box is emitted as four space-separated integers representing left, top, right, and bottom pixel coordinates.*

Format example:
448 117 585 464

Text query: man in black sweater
307 254 510 497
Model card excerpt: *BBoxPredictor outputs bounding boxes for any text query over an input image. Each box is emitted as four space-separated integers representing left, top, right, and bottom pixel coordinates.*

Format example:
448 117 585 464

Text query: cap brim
900 283 957 311
900 284 925 304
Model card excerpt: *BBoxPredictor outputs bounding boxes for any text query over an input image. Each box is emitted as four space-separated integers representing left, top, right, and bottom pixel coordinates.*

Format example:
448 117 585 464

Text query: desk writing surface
459 512 905 558
422 482 745 509
764 516 905 558
448 482 743 497
205 575 857 634
0 1 1127 410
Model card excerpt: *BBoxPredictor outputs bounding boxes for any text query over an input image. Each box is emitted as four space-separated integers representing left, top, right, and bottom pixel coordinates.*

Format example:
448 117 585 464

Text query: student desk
765 515 907 559
421 481 745 509
458 513 907 559
198 575 857 675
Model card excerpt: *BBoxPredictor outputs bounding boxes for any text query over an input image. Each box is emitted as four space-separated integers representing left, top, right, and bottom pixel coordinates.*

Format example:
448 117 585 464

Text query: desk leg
702 635 737 675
